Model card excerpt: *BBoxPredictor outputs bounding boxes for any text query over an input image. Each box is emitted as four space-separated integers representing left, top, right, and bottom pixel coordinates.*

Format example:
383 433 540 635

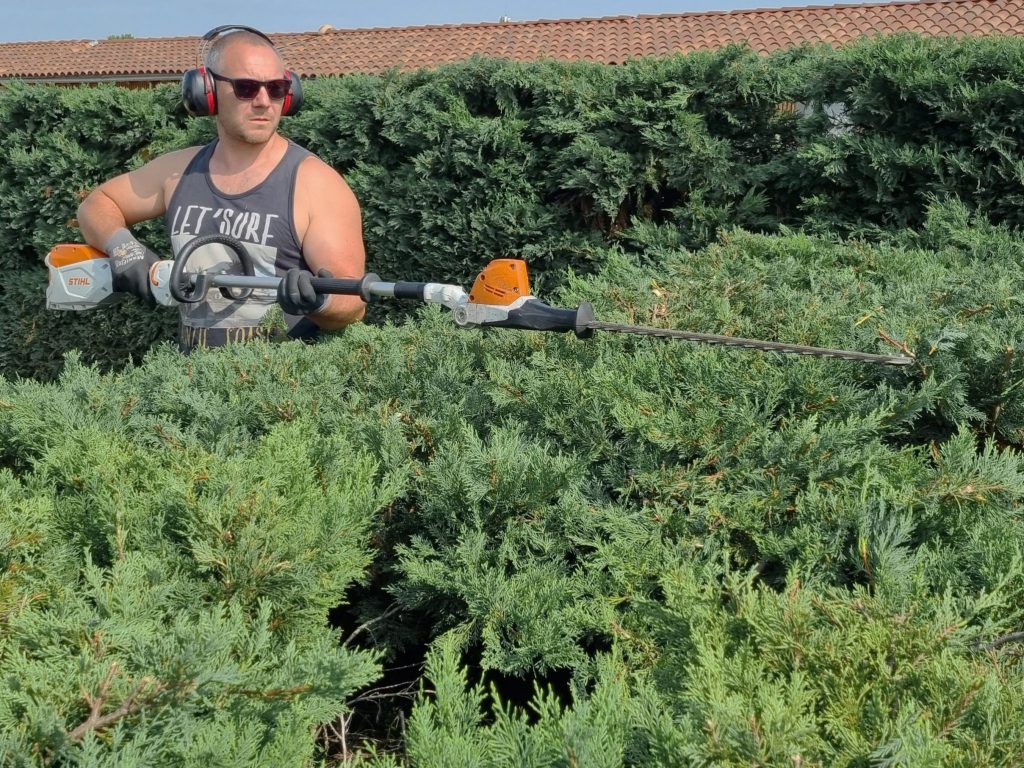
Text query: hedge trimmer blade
582 318 914 366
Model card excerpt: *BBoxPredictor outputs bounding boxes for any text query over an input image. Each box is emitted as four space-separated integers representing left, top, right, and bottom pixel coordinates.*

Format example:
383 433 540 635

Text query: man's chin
240 126 276 145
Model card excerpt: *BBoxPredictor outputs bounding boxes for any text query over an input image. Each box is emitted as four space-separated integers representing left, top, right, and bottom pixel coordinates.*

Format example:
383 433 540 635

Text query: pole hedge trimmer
45 234 913 366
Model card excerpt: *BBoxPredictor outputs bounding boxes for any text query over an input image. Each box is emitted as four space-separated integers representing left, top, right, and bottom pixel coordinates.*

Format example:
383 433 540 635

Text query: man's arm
77 148 198 248
294 157 367 330
77 149 199 304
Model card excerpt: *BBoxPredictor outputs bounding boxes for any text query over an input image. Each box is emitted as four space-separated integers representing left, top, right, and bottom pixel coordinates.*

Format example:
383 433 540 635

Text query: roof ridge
2 0 993 45
641 0 995 18
2 34 199 45
294 0 998 34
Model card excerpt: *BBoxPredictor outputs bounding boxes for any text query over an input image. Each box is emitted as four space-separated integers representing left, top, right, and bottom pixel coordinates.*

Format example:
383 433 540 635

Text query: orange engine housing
47 243 107 269
468 259 531 306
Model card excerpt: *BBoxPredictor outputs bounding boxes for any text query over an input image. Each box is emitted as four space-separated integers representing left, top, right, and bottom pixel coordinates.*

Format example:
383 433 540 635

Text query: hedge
4 211 1024 762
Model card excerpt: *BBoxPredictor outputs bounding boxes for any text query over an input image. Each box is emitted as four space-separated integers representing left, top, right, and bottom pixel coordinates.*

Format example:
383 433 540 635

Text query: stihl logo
68 277 91 286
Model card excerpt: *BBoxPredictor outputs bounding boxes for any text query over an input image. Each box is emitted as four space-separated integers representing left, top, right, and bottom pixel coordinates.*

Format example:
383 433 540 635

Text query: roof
1 0 1020 83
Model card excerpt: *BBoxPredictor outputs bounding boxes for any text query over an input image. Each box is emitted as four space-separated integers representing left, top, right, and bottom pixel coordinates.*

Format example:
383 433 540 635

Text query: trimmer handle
478 299 595 339
170 234 256 304
309 274 383 303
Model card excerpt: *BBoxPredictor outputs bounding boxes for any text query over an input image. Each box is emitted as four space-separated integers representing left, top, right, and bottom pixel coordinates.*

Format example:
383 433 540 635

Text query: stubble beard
220 107 279 146
240 127 273 145
233 120 277 146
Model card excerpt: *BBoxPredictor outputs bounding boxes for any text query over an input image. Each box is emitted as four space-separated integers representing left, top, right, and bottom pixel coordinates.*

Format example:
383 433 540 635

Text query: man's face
213 42 287 145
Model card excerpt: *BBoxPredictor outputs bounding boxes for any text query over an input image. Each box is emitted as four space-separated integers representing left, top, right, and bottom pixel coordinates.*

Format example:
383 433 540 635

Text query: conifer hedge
6 33 1024 379
4 205 1024 763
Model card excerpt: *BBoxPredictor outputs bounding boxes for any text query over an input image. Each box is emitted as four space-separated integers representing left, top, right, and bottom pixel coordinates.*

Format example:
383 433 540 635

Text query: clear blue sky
8 0 837 42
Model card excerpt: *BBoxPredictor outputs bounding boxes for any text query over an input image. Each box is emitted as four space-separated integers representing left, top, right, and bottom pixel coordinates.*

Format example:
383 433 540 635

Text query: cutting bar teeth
585 321 914 366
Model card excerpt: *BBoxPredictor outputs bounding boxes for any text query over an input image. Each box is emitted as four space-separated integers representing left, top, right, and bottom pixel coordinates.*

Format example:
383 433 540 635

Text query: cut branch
68 663 161 742
877 328 915 359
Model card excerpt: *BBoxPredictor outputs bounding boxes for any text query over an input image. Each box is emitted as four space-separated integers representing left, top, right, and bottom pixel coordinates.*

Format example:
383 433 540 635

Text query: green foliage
402 634 633 768
0 352 392 762
362 224 1024 765
6 222 1024 760
797 34 1024 233
400 574 1024 767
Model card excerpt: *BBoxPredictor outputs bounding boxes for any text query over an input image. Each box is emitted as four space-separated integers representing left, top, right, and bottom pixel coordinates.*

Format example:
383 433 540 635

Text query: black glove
104 228 159 307
277 267 332 315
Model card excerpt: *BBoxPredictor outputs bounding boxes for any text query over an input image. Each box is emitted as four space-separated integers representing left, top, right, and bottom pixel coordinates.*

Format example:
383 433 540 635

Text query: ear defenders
181 24 302 118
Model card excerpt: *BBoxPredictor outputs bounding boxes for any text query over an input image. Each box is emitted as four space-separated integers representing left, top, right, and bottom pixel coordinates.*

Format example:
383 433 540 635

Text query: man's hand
104 229 159 307
277 268 333 315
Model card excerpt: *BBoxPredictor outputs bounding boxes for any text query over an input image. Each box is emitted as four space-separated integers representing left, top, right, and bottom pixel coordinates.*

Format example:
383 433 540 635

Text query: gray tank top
164 139 315 348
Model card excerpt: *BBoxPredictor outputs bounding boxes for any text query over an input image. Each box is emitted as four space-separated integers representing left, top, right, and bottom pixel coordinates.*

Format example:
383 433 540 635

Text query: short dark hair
205 30 281 73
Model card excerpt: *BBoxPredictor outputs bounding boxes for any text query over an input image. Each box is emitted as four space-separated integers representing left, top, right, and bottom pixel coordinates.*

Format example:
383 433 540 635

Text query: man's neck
210 133 287 175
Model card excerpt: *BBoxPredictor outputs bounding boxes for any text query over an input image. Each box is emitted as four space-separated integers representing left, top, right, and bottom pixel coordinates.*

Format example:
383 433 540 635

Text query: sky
6 0 837 42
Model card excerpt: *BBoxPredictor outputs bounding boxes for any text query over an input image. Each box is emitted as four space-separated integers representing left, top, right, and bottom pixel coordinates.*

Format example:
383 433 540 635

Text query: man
77 27 366 351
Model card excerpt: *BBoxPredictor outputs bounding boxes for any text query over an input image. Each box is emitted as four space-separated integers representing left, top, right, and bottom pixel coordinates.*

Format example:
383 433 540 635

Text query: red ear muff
181 66 217 117
201 66 217 116
282 70 303 117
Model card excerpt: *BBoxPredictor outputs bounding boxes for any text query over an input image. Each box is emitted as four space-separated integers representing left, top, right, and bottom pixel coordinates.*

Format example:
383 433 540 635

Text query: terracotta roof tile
1 0 1022 82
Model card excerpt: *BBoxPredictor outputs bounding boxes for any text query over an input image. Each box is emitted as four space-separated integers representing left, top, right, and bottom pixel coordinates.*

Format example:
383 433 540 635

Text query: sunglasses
209 70 291 101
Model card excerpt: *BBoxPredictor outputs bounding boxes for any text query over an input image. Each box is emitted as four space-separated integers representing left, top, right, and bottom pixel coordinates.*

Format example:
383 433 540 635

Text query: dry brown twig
67 663 164 742
877 328 915 359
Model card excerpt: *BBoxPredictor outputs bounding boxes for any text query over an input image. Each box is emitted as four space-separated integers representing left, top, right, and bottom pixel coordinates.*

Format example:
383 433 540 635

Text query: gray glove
104 228 159 307
277 268 332 315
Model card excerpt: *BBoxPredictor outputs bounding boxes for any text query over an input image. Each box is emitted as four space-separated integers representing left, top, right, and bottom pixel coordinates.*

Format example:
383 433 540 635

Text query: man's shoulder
295 153 351 192
153 146 209 209
164 145 207 171
138 145 206 177
294 154 359 218
295 151 340 177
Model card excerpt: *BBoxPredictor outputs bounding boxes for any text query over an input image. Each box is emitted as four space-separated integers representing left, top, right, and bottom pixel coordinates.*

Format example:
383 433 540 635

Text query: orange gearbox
468 259 531 306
